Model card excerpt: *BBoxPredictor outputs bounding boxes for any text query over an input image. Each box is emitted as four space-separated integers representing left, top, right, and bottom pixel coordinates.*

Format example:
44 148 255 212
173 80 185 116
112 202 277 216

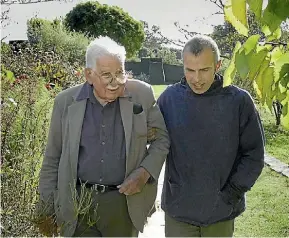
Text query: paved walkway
264 154 289 177
139 154 289 237
139 164 165 238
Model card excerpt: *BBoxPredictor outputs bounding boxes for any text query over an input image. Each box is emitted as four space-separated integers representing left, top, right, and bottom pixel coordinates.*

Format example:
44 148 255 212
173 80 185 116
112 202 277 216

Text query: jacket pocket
167 179 182 208
208 191 233 224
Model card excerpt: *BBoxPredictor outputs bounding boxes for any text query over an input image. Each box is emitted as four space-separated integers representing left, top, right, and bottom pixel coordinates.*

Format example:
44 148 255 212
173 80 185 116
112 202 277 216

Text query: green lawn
153 85 168 99
258 106 289 165
235 166 289 237
152 84 289 237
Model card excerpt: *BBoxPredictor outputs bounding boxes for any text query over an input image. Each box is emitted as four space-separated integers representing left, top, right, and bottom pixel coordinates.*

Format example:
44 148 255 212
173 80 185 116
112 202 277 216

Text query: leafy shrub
1 66 52 236
0 43 84 236
134 72 150 83
4 43 84 89
27 17 91 65
220 58 256 98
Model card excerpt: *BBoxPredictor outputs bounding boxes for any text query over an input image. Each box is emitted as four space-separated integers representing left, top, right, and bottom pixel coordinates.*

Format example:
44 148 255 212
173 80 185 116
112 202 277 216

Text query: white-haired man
158 35 264 237
36 37 170 237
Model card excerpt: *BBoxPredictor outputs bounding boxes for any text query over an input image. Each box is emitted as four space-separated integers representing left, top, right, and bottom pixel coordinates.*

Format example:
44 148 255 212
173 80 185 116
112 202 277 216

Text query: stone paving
139 154 289 237
264 154 289 177
139 165 165 238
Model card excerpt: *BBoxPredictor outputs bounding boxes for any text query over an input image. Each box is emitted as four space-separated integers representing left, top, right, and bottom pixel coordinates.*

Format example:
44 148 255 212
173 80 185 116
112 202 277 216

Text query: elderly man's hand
35 215 58 236
33 197 58 236
118 167 151 195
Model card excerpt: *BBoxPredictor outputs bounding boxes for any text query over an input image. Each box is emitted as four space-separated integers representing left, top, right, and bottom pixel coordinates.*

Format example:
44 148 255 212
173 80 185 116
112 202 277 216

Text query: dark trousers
73 187 138 237
165 213 234 237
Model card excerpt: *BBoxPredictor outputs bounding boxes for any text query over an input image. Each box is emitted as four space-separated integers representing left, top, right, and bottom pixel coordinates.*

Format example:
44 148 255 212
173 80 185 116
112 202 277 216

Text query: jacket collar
180 74 223 96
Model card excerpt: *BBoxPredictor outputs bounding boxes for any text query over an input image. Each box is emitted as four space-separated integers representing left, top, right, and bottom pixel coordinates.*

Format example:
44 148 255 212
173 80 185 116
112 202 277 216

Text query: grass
258 106 289 165
152 84 289 237
234 166 289 237
153 85 168 99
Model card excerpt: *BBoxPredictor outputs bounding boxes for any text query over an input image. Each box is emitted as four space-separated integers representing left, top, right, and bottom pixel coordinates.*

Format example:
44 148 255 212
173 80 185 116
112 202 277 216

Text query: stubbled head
182 35 222 94
84 37 127 102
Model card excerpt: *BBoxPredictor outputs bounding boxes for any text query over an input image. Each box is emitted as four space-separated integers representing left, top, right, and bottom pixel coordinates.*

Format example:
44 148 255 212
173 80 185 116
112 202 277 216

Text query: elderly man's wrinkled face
183 47 221 94
85 54 126 102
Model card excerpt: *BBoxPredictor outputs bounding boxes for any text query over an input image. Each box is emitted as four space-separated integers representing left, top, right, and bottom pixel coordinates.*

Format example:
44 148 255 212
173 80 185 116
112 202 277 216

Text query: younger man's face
183 47 221 94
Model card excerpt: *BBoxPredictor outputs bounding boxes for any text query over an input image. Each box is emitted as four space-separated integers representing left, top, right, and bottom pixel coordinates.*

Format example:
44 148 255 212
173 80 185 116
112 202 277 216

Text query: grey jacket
38 79 170 236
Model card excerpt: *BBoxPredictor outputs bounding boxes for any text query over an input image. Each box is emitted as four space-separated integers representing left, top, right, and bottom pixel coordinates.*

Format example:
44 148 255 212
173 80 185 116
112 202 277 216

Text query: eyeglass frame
90 69 127 85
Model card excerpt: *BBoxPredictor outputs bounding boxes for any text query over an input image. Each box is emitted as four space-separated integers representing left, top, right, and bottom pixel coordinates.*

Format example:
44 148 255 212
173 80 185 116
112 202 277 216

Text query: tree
125 21 181 65
64 1 145 57
211 12 265 57
141 21 166 49
139 47 181 65
139 20 190 49
223 0 289 129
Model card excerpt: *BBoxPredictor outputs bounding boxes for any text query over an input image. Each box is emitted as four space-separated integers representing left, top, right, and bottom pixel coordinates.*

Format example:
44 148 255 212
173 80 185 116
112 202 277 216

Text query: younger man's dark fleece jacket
157 75 265 226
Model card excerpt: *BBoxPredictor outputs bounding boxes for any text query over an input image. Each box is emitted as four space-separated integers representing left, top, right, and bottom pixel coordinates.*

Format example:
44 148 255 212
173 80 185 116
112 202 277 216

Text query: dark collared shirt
77 83 126 185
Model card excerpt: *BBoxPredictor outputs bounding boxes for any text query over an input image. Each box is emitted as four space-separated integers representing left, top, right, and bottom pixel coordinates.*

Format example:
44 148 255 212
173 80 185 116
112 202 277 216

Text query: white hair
85 36 126 70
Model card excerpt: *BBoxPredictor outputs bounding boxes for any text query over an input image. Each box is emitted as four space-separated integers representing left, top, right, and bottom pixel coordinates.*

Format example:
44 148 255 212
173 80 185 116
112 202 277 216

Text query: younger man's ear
215 60 222 72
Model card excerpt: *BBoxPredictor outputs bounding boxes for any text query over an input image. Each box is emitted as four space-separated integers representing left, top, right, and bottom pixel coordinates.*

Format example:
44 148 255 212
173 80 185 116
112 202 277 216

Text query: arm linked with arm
140 86 170 181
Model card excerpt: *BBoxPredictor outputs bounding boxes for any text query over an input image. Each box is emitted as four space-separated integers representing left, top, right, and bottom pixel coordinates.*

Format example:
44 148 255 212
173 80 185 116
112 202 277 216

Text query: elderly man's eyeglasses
92 70 127 85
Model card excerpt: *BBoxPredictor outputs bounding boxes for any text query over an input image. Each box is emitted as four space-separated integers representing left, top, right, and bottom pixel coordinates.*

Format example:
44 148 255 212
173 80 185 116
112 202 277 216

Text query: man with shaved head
36 37 169 237
158 35 265 237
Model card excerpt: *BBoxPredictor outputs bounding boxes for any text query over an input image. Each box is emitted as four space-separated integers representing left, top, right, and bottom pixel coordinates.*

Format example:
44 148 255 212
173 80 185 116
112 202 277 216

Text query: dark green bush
64 1 145 57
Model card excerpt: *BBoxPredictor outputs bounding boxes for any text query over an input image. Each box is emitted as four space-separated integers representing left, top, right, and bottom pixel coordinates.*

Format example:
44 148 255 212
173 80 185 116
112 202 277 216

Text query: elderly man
157 35 264 237
36 37 169 237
